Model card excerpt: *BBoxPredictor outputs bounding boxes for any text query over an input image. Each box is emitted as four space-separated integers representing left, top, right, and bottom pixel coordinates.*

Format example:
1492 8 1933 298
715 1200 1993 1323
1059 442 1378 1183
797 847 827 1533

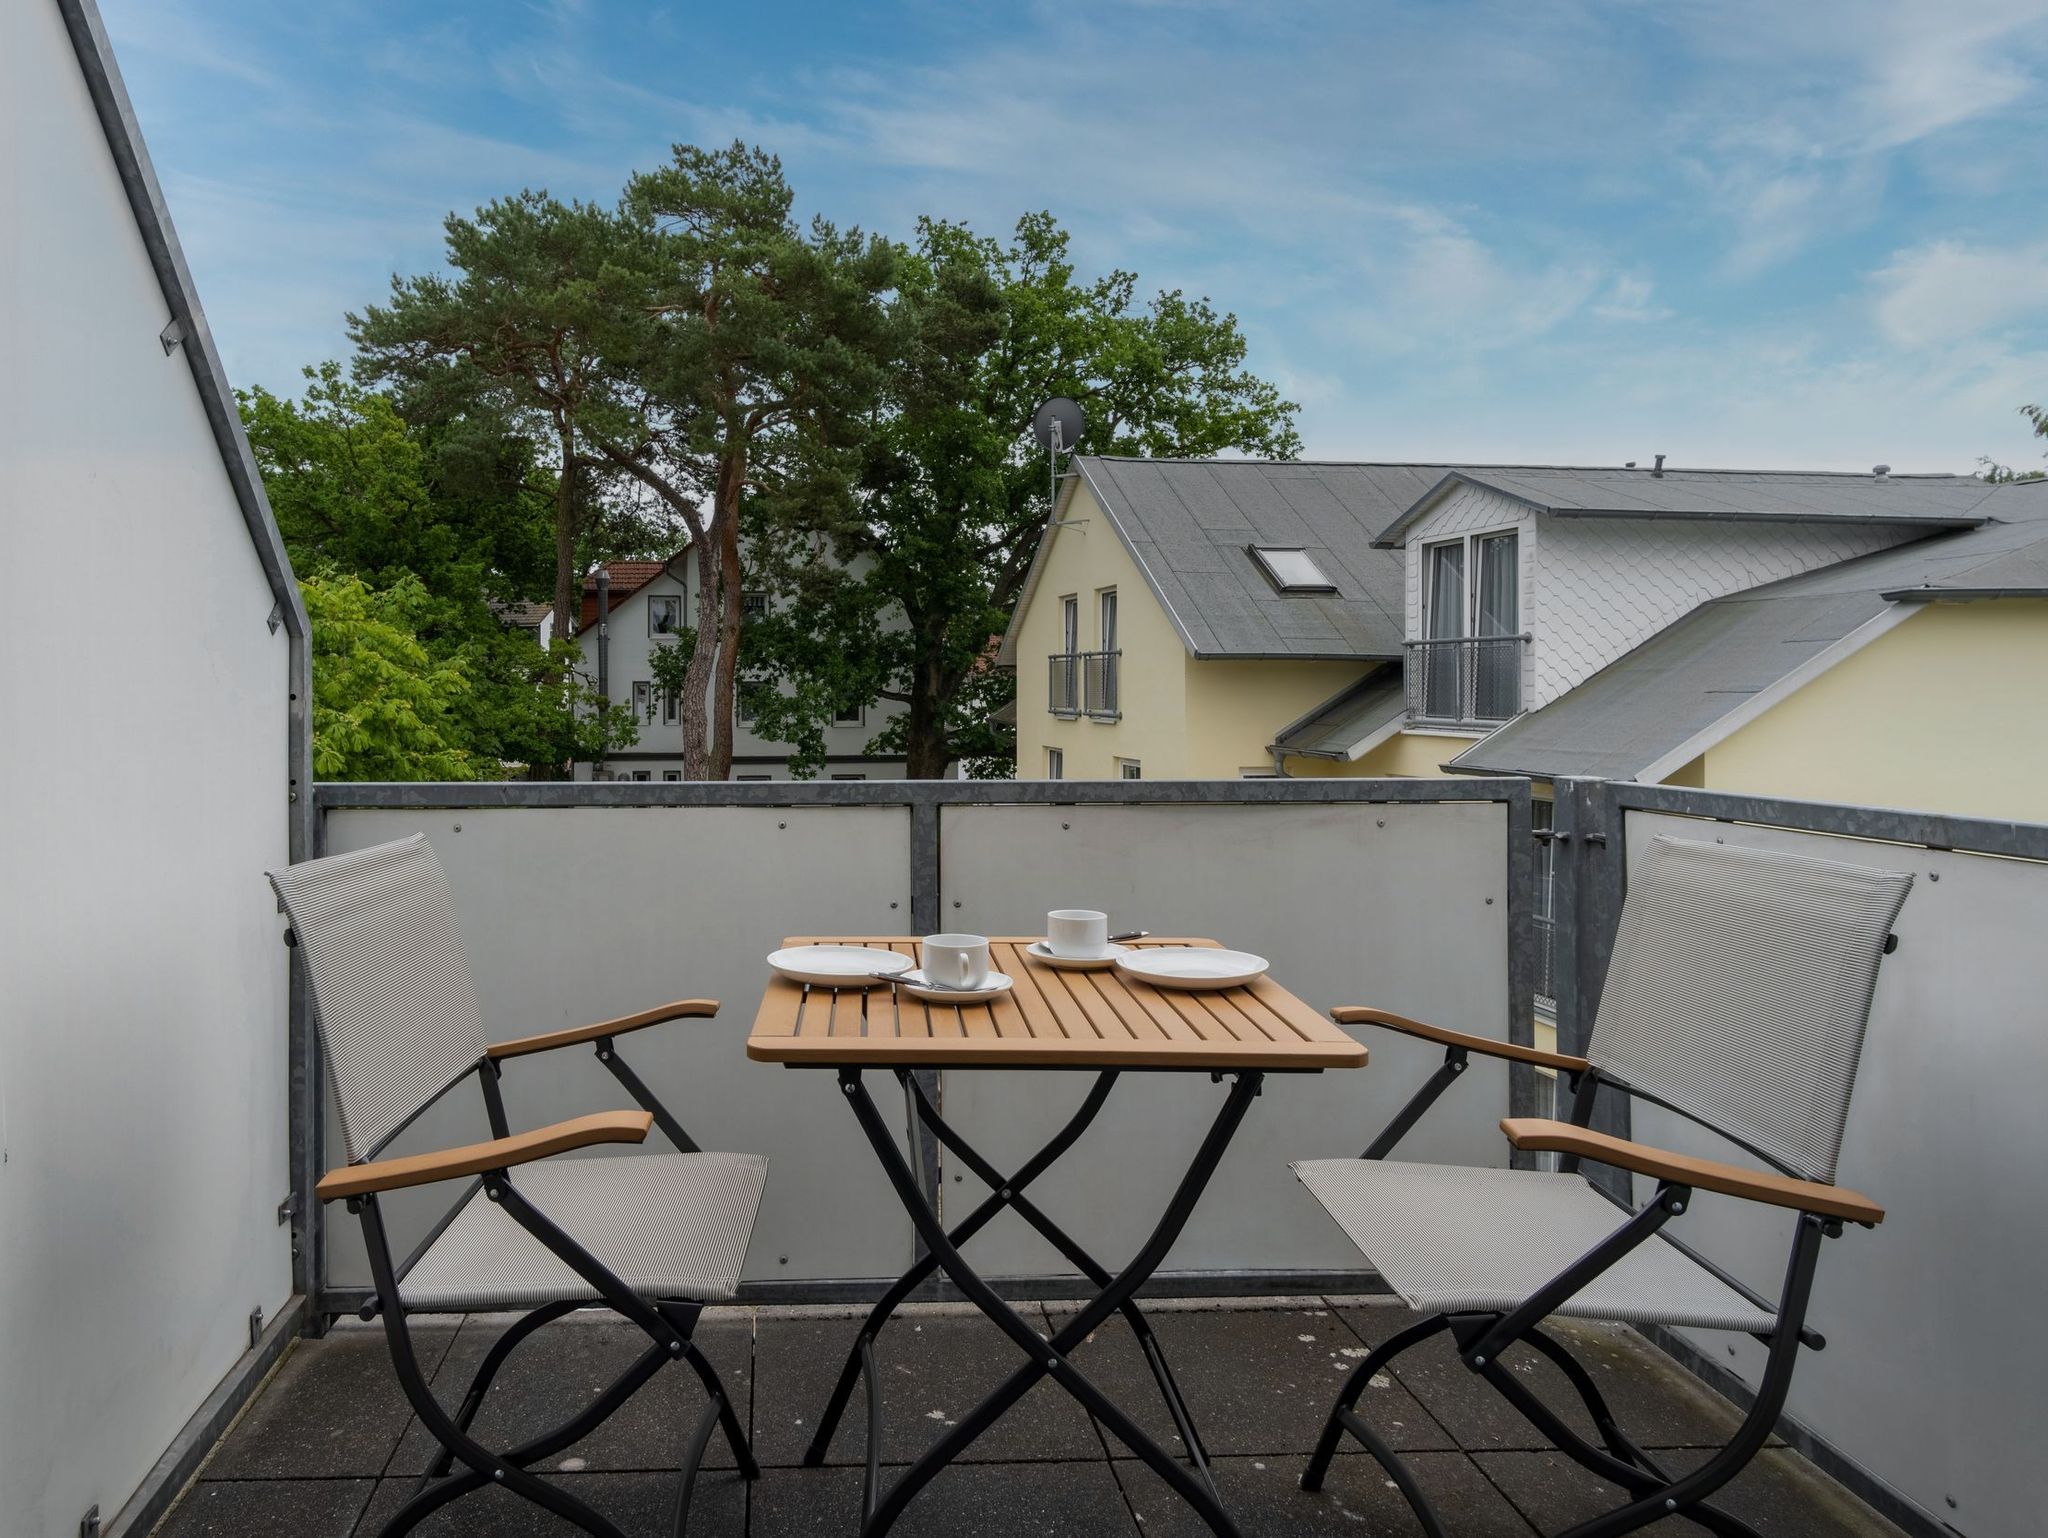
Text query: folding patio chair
1293 834 1910 1538
270 833 765 1538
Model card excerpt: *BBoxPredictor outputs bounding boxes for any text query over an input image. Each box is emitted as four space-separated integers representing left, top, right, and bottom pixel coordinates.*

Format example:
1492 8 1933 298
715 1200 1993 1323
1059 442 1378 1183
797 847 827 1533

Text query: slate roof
1270 665 1407 759
1449 482 2048 781
1003 457 1538 663
1376 466 1999 546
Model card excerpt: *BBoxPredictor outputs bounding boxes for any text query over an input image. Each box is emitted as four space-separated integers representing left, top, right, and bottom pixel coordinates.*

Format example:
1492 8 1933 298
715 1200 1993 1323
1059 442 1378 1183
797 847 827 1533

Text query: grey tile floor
154 1298 1910 1537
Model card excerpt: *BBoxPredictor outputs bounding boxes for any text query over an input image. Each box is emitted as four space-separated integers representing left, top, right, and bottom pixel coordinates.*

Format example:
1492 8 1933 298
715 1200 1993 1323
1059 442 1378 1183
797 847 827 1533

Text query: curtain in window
1475 534 1519 717
1422 544 1464 717
1476 534 1517 635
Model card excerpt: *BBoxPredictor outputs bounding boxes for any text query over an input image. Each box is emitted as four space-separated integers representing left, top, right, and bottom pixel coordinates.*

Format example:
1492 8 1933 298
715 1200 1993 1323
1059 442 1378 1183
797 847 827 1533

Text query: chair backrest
1587 835 1911 1185
268 834 487 1165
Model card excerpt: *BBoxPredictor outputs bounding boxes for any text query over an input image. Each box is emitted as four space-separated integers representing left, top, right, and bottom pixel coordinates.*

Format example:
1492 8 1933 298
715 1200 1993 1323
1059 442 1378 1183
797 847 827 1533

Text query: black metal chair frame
338 1037 758 1538
1303 1049 1856 1538
804 1065 1271 1538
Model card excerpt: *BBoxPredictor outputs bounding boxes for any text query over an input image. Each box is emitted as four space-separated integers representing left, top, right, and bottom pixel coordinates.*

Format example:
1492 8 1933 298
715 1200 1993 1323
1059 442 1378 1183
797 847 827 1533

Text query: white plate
1025 940 1131 971
1114 947 1269 991
897 969 1015 1003
768 945 914 988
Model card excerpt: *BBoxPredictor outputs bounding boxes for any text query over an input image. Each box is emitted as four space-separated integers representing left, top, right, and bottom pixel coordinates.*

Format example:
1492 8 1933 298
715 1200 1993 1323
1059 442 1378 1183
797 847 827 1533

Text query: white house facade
565 556 908 781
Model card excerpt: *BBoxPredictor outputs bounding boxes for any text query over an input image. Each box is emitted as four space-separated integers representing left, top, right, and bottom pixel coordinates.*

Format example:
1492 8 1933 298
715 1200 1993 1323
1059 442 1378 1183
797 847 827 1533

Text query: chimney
1873 464 1891 482
595 566 611 702
1651 453 1666 478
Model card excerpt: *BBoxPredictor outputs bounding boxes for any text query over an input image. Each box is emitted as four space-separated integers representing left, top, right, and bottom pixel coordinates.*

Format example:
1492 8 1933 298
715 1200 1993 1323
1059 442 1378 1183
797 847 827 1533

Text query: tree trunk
902 642 957 779
708 448 747 781
552 425 580 656
678 535 721 779
547 421 580 779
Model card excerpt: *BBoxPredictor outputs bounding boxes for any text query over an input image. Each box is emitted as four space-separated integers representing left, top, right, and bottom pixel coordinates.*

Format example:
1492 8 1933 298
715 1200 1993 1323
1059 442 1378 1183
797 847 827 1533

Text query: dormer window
1249 546 1337 593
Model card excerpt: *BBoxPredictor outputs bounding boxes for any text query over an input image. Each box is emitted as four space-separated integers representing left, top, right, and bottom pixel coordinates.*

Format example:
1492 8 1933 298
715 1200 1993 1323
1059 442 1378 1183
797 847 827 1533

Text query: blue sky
102 0 2048 472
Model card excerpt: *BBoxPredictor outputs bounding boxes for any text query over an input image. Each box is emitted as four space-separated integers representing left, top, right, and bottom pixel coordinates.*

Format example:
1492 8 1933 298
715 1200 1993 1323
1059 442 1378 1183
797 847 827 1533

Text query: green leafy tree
1980 403 2048 482
242 363 638 776
747 213 1301 778
301 571 478 780
585 143 898 779
349 194 645 647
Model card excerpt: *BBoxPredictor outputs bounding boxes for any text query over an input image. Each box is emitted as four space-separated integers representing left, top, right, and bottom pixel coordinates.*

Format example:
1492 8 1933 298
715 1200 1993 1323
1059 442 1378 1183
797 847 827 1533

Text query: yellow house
1001 456 2048 823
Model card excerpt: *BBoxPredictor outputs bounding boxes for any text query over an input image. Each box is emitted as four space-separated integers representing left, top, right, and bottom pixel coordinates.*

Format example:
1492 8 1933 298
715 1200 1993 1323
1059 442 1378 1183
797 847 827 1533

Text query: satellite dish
1032 397 1085 455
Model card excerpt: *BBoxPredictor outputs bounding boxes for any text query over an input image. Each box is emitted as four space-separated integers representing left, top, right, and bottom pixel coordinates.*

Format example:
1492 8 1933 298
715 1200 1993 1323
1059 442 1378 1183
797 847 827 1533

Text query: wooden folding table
748 937 1368 1538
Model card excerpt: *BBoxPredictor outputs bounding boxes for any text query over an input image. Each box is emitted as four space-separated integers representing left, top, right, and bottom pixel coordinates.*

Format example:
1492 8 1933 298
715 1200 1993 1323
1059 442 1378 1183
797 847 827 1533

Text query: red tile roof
576 561 667 630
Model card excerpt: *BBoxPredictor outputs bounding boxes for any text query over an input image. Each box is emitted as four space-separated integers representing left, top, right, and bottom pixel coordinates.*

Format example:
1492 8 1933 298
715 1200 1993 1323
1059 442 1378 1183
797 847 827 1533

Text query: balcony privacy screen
1588 836 1911 1183
269 834 487 1163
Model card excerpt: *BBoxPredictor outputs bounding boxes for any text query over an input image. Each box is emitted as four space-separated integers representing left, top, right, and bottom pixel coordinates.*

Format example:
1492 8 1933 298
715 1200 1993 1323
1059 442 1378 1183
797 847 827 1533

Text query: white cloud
1873 240 2048 348
1591 275 1673 324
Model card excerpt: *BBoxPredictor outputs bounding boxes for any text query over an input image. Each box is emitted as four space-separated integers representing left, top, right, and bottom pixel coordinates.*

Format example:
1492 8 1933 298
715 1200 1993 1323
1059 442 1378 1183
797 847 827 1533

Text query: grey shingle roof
1449 482 2048 781
1271 666 1406 758
1377 466 1999 547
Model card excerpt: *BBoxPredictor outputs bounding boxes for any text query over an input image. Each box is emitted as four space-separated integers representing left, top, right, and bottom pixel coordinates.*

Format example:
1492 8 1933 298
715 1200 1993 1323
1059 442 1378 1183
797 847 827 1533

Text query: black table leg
803 1071 1122 1465
837 1067 1263 1538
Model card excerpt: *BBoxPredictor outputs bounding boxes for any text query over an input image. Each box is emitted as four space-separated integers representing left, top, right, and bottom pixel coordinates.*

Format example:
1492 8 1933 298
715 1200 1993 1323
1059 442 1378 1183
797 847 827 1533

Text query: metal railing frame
1537 778 2048 1538
1403 632 1528 725
303 775 1537 1320
1048 650 1120 718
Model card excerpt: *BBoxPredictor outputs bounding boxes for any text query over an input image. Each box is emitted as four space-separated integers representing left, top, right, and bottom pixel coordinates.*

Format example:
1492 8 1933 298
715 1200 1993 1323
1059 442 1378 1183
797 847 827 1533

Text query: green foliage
301 571 477 781
1980 404 2048 482
745 212 1300 777
243 363 641 776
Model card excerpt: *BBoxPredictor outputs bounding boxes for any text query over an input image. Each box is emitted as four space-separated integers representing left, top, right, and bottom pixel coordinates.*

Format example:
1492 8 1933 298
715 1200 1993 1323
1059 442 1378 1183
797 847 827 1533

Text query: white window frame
631 680 652 718
1060 594 1079 655
1118 759 1142 781
1420 526 1520 641
833 702 865 727
1097 587 1118 651
661 770 682 782
648 594 683 637
1046 747 1064 781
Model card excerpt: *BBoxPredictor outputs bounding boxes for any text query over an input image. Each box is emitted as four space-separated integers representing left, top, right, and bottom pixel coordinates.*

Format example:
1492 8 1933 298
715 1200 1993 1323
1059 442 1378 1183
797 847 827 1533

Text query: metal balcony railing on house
1048 649 1121 718
1082 648 1121 719
1404 633 1528 725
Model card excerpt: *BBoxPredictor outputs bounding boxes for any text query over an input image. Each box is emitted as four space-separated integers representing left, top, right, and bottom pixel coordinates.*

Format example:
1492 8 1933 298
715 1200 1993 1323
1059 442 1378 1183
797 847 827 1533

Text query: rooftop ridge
1082 454 1982 480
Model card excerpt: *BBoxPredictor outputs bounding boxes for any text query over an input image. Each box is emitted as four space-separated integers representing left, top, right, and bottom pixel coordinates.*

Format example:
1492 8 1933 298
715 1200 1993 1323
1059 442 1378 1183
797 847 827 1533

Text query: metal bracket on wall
158 315 185 355
267 602 284 634
277 1194 296 1226
79 1505 100 1538
248 1306 264 1349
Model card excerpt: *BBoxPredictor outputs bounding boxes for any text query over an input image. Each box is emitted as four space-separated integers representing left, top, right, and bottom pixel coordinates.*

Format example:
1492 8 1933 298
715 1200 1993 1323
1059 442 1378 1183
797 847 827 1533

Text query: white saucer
1114 947 1269 992
1024 940 1131 971
897 969 1015 1003
767 945 914 988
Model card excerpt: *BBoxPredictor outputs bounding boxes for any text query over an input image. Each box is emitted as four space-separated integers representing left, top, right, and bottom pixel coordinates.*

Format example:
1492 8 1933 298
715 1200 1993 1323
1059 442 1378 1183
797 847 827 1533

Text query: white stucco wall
1403 485 1932 712
0 5 295 1531
582 561 908 779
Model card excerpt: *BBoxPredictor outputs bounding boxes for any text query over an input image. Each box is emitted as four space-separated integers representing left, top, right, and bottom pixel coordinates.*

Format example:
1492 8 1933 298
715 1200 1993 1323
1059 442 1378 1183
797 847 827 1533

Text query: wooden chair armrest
1500 1118 1884 1226
1332 1007 1590 1074
315 1110 655 1201
487 998 720 1061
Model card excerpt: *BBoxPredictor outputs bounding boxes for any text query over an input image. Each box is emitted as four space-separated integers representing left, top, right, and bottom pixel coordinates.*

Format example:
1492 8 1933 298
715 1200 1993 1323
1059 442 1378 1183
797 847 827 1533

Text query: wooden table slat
749 938 1367 1071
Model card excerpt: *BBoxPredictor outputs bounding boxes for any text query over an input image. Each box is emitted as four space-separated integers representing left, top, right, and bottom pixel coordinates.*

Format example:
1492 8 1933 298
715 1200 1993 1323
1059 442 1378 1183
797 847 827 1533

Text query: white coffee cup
921 933 991 990
1046 909 1110 959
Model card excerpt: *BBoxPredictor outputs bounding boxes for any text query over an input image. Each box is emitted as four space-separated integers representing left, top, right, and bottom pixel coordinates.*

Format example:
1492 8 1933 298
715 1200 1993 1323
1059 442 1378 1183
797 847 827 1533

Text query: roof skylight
1250 546 1338 593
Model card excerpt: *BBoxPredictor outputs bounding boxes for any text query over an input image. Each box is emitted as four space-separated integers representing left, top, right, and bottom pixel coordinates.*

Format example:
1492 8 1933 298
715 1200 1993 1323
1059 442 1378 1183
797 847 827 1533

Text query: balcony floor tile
150 1300 1911 1538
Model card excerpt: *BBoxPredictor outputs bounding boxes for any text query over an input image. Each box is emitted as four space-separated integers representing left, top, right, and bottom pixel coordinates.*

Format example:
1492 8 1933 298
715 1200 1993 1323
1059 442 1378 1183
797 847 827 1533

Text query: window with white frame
833 702 864 726
1417 528 1521 722
661 687 680 726
1046 747 1064 781
631 680 652 718
648 595 682 636
742 591 769 624
1118 759 1142 780
662 770 681 782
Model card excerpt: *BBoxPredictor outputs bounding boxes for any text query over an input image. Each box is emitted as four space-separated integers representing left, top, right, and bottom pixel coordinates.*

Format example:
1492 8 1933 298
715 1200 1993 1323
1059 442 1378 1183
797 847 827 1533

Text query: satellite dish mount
1032 397 1086 525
